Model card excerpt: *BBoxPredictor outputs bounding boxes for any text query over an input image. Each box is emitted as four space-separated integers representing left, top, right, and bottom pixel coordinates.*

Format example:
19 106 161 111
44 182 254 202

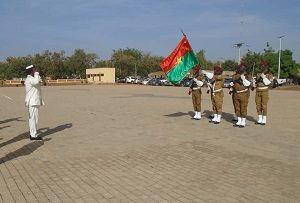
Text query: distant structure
86 68 115 84
148 71 166 79
233 42 245 64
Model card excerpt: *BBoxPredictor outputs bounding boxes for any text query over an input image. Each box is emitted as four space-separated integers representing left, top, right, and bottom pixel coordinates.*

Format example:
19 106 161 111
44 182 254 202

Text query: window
101 74 104 76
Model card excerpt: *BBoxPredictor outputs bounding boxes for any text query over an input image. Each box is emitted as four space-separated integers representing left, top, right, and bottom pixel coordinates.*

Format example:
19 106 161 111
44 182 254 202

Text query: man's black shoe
30 136 43 141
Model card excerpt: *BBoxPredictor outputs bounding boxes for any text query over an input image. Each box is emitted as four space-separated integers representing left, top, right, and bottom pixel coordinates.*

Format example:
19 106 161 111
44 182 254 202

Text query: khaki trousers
192 89 201 112
255 90 269 116
234 91 249 117
232 92 237 115
211 91 224 114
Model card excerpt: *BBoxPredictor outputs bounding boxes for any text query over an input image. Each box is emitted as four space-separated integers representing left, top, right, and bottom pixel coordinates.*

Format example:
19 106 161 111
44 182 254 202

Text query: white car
125 76 136 83
141 78 151 85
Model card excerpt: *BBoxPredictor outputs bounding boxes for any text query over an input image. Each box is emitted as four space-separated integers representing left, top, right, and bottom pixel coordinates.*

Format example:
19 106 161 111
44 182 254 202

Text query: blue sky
1 0 299 62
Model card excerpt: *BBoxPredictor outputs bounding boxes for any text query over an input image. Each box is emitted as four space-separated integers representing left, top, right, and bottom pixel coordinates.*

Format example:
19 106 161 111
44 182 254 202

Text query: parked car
116 77 126 83
162 80 173 86
179 77 193 87
223 78 233 88
141 77 151 85
125 76 136 83
133 78 141 84
148 78 162 86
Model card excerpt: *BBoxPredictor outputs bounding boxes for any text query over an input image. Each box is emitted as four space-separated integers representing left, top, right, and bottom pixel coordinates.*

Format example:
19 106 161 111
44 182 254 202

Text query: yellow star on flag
175 56 182 65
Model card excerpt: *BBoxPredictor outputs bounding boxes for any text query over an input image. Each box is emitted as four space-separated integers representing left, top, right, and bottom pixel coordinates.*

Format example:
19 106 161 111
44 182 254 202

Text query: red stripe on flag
160 36 192 74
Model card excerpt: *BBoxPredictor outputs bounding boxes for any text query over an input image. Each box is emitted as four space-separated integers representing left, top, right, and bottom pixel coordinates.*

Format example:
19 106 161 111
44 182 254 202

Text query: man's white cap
25 65 34 70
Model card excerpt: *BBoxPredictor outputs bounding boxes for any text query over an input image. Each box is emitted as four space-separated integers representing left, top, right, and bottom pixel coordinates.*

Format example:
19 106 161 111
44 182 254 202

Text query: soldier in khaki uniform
232 64 252 128
208 65 224 124
188 65 204 120
229 69 238 121
254 60 273 125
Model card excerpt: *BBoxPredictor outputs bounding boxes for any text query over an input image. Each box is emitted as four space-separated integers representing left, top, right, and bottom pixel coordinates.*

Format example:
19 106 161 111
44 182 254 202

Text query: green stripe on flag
166 51 198 84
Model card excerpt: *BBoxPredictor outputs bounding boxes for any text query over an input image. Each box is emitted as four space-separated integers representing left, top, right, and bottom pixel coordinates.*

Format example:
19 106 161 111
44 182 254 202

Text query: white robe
25 72 44 137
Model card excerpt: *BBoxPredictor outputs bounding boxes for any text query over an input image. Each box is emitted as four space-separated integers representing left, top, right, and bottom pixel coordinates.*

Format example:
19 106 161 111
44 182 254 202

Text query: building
86 68 115 84
148 71 166 79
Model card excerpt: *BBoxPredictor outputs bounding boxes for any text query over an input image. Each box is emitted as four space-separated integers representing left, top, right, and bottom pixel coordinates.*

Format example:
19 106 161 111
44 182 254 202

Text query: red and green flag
160 36 199 84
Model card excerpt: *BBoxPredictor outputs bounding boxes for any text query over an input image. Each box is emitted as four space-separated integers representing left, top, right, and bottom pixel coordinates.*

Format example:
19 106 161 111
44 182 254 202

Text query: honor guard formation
189 60 273 128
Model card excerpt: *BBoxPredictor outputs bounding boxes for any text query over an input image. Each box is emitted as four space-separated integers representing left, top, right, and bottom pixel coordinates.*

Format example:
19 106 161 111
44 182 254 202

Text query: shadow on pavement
203 110 256 123
39 123 72 138
0 138 51 164
0 126 10 130
164 111 194 118
0 117 25 124
0 123 72 164
0 123 72 148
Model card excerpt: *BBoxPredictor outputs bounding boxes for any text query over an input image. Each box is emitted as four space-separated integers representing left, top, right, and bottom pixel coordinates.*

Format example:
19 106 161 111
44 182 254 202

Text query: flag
160 36 199 84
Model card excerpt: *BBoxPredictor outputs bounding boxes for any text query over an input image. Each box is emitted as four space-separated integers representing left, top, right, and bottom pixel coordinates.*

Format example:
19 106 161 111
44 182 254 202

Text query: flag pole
180 29 186 37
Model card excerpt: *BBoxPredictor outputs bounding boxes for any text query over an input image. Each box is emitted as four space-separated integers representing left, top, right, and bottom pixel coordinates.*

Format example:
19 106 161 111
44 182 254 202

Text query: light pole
277 35 285 79
233 43 244 64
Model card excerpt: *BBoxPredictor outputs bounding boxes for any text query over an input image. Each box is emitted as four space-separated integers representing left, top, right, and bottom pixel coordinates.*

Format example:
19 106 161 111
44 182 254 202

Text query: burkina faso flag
160 36 199 84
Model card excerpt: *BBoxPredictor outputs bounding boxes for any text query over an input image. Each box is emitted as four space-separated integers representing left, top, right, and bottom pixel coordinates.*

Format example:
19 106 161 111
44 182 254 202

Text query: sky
0 0 300 62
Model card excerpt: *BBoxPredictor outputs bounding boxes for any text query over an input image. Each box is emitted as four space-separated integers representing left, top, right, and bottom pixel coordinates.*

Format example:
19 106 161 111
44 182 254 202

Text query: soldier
254 60 273 125
232 64 252 128
229 68 238 121
188 65 204 120
207 65 224 124
25 65 44 140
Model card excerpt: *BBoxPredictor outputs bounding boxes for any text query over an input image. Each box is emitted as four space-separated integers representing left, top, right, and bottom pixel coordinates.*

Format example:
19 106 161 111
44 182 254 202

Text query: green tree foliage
241 47 299 78
195 50 214 70
0 49 98 80
0 47 298 80
65 49 98 79
223 60 238 71
110 48 162 77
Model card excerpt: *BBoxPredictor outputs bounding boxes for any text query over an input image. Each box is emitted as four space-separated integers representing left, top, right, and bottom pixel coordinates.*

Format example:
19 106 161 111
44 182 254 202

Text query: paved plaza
0 85 299 203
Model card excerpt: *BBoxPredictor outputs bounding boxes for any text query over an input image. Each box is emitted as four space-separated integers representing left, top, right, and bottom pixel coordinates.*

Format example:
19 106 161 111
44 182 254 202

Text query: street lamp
277 35 285 79
233 42 245 64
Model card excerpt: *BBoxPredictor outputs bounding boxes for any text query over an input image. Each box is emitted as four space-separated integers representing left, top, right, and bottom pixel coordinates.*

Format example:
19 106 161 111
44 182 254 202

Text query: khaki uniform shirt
256 72 273 91
213 74 224 91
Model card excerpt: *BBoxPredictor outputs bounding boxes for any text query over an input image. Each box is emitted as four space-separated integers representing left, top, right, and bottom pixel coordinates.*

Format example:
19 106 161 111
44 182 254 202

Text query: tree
223 60 238 71
5 56 32 79
65 49 98 78
195 50 214 70
111 48 143 77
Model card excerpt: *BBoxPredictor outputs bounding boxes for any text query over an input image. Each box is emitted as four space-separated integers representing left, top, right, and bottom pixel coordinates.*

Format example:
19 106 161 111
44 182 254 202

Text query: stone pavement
0 85 299 202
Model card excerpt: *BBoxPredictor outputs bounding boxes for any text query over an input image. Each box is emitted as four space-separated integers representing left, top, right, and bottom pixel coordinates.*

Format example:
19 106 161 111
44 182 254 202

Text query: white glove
201 70 214 79
201 70 207 75
261 73 266 79
205 72 214 80
230 82 234 87
263 78 271 86
240 74 246 80
242 78 251 87
193 78 204 87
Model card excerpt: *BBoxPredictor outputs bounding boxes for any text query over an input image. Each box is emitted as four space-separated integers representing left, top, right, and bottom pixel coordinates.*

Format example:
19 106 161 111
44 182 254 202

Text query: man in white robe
25 65 44 140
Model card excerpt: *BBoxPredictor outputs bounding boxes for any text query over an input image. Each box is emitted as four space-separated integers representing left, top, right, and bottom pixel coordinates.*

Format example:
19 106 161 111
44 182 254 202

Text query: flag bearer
188 65 204 120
